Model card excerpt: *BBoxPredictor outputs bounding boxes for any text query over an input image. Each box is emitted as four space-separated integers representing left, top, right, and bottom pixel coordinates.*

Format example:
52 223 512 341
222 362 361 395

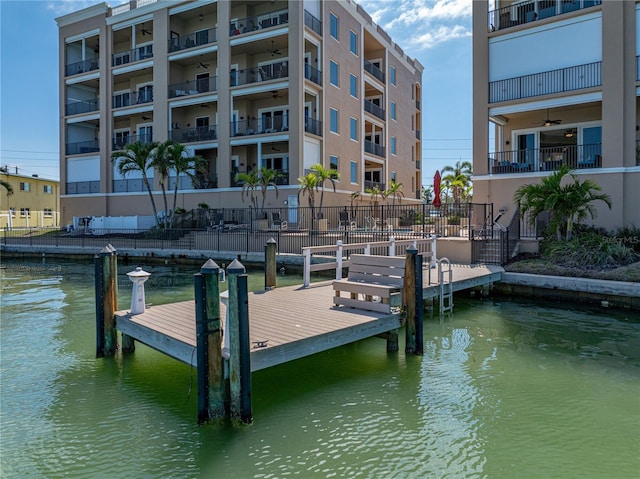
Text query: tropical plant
365 184 382 204
385 180 404 213
297 172 319 223
1 179 13 195
111 141 161 227
514 165 612 241
256 167 279 216
310 163 339 219
236 170 260 211
421 185 433 203
150 141 173 228
441 160 472 205
349 191 361 217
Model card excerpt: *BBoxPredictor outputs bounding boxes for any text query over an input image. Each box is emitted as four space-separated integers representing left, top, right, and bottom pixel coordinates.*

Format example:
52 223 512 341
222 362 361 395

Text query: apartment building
472 0 639 231
56 0 423 224
0 168 60 228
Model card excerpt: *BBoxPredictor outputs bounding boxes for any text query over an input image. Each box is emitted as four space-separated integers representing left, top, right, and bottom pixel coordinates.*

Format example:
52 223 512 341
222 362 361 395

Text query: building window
391 101 396 121
350 161 357 183
329 60 339 87
349 74 358 98
329 12 339 40
329 155 339 178
330 108 339 134
391 171 396 182
390 66 396 85
19 182 30 192
43 184 53 194
20 208 30 217
44 209 53 217
350 117 358 141
9 207 15 217
391 136 397 155
349 30 358 55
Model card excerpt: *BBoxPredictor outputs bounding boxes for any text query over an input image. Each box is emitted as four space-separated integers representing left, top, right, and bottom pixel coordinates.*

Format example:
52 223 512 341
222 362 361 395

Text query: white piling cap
127 266 151 278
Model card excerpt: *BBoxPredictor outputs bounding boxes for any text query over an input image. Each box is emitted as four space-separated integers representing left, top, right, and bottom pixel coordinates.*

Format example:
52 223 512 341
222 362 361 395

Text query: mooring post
95 244 118 357
336 240 343 280
404 246 424 355
227 259 252 423
265 237 277 290
194 259 225 423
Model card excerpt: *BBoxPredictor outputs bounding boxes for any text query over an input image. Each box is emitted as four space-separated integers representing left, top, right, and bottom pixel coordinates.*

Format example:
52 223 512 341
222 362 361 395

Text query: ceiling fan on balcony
197 55 209 69
271 90 283 99
541 108 561 127
267 40 281 56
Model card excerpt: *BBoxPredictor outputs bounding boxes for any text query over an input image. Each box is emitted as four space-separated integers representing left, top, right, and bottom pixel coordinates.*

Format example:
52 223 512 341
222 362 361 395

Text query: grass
504 258 640 282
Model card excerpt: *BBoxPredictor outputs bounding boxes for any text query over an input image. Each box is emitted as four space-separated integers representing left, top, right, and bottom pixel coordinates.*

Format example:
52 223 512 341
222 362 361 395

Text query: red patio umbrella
432 170 442 208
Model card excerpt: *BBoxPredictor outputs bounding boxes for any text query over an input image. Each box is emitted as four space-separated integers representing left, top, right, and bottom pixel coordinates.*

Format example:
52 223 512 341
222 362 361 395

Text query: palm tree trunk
143 176 160 227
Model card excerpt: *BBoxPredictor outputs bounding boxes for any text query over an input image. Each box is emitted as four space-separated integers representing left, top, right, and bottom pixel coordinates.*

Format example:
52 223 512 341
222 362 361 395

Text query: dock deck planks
114 264 503 371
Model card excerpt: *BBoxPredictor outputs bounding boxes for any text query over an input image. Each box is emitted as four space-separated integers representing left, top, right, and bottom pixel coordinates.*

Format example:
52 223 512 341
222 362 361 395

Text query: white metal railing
301 236 436 287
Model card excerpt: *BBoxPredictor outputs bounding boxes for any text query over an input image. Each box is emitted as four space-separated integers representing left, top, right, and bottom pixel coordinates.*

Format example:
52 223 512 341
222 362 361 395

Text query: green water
1 259 639 478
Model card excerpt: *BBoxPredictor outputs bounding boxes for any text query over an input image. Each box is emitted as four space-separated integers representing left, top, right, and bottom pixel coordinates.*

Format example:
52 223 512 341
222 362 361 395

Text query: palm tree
421 185 433 203
256 167 279 216
349 191 361 218
310 163 339 219
112 141 161 227
515 165 611 240
385 180 404 212
1 179 13 196
150 141 172 228
297 172 319 225
236 170 260 211
441 160 472 205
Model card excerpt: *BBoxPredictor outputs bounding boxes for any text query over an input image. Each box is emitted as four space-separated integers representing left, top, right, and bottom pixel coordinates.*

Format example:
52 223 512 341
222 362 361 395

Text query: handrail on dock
301 236 436 287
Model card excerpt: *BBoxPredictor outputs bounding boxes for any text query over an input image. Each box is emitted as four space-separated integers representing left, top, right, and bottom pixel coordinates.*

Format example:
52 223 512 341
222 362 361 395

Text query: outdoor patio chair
270 212 288 230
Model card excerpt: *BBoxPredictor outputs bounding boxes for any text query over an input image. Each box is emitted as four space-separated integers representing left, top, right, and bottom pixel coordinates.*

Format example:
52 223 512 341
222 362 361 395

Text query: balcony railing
364 180 385 192
172 174 218 190
489 61 601 103
112 133 154 150
112 46 153 67
230 171 290 188
415 130 421 140
304 117 322 136
364 59 385 83
364 140 385 158
169 77 218 98
488 0 601 32
304 63 322 86
489 142 602 174
66 139 99 155
232 61 288 87
168 27 217 52
304 10 322 35
112 89 153 109
364 99 385 120
230 116 289 137
66 181 100 195
416 159 421 170
112 178 145 193
169 126 218 143
66 99 99 116
416 99 420 110
230 9 288 36
65 58 99 77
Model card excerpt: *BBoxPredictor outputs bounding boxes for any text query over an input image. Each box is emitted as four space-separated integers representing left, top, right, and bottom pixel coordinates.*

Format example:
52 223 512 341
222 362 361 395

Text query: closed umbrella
432 170 441 208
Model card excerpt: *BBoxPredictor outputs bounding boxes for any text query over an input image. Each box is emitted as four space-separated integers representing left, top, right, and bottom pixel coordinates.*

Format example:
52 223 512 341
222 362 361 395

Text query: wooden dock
114 263 503 371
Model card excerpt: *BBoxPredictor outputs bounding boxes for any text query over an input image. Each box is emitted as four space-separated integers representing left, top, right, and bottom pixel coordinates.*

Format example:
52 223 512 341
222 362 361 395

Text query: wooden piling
227 259 252 423
265 237 277 290
194 259 225 423
404 246 424 355
95 244 118 357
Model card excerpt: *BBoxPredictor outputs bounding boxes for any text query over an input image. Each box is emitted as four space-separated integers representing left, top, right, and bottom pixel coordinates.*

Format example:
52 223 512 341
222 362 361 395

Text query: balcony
231 116 289 137
66 181 100 195
488 0 601 32
169 126 218 143
112 178 145 193
364 99 385 120
364 140 385 158
489 61 601 103
233 61 288 87
304 117 322 136
112 133 154 150
65 58 99 77
304 10 322 35
489 142 602 174
168 27 217 52
230 9 288 36
364 180 385 191
169 77 218 98
112 46 153 67
364 59 385 83
416 99 420 110
66 139 99 155
66 99 99 116
304 63 322 86
112 88 153 109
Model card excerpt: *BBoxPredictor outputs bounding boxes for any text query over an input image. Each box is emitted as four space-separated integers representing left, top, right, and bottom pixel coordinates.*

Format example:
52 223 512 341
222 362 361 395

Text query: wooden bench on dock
332 254 405 314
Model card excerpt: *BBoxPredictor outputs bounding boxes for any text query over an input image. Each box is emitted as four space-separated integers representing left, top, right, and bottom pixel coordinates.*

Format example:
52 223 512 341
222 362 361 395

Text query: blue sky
0 0 472 187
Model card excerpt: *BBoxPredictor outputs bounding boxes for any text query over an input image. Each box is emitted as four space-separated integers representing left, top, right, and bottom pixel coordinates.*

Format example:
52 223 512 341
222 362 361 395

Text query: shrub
447 214 461 225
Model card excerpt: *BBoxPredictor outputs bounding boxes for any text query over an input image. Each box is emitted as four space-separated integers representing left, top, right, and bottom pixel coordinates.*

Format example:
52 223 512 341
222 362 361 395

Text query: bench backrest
347 254 405 286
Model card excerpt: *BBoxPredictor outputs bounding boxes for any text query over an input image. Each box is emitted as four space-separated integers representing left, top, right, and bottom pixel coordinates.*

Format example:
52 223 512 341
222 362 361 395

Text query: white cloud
407 24 471 49
46 0 103 16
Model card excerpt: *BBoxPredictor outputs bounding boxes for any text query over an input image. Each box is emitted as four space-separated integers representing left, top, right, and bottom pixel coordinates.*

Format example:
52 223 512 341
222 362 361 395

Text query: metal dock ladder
437 258 454 315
